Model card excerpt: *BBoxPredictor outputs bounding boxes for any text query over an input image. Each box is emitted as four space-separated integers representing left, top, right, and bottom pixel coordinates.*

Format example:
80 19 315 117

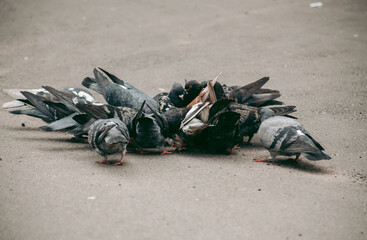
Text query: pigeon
229 103 297 144
130 101 171 153
203 111 241 154
88 119 130 165
254 108 331 162
8 87 94 126
2 87 94 109
174 99 241 154
82 68 159 111
153 82 185 112
37 86 95 132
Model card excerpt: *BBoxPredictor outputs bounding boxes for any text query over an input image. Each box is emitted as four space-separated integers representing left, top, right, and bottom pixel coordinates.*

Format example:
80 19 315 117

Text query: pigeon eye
189 85 192 89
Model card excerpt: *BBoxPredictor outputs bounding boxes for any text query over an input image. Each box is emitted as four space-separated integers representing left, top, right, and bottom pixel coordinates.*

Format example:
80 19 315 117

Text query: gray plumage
199 77 282 107
35 86 97 133
9 87 94 126
244 88 282 107
229 103 297 144
88 119 130 165
221 77 283 107
257 109 331 161
82 68 159 112
75 103 137 131
40 113 81 132
227 77 270 104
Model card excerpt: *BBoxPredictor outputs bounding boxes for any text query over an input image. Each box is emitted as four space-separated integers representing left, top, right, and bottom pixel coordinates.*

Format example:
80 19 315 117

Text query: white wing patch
77 91 94 102
296 129 305 136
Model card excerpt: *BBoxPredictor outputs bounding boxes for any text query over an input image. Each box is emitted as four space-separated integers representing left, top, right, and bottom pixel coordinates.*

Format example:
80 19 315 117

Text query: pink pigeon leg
96 157 110 164
253 158 270 162
114 150 127 166
161 150 172 155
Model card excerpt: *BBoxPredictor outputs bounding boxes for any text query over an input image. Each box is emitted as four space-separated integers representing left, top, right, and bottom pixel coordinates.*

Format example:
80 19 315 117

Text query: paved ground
1 0 366 239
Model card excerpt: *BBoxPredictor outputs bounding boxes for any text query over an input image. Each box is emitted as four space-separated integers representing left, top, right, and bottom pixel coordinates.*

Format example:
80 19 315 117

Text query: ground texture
0 0 366 239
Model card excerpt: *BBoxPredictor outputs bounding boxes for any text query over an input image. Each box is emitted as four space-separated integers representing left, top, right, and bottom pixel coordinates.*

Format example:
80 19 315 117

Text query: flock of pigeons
3 68 331 165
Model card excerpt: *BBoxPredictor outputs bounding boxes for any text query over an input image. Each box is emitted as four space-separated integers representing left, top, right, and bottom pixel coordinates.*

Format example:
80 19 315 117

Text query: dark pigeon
175 99 241 154
130 101 171 153
162 106 192 135
153 82 185 112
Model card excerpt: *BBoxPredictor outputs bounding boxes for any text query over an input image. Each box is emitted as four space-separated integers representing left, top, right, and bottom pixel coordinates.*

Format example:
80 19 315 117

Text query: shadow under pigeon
239 143 265 150
18 135 87 143
6 126 44 132
40 144 90 152
267 159 331 174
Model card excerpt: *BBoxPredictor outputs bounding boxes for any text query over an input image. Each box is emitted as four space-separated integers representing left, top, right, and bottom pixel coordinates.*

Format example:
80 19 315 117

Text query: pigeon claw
253 158 270 162
232 144 241 150
113 160 126 166
96 159 110 164
161 150 172 155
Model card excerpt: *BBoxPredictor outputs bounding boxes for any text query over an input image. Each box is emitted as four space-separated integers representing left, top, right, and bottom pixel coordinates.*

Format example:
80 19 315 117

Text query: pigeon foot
138 150 149 154
113 160 126 166
96 159 110 164
161 150 172 155
253 158 270 162
232 144 241 150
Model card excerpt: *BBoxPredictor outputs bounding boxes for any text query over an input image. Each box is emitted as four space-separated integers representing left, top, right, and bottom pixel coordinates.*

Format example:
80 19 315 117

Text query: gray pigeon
255 109 331 162
88 119 130 165
7 87 94 124
82 68 159 112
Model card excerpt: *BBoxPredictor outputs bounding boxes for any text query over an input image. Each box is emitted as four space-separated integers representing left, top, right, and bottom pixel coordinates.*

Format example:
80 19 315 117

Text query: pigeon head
171 83 185 96
185 80 202 92
260 108 276 122
183 80 203 106
168 83 185 108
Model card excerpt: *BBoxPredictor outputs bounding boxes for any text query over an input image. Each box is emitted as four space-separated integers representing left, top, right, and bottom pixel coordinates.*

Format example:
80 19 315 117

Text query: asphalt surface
1 0 366 239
